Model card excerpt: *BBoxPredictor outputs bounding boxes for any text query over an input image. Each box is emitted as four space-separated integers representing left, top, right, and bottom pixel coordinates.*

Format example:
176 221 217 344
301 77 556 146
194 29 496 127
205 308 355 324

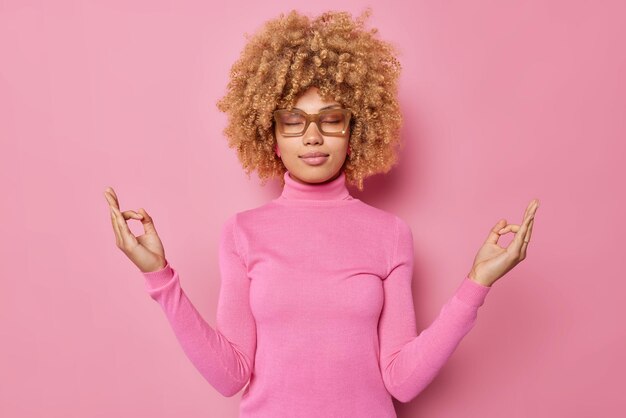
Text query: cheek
275 139 298 158
274 130 286 156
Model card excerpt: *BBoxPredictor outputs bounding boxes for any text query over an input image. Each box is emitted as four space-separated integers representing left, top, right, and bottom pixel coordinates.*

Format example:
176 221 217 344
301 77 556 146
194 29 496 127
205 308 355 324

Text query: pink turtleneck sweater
141 170 491 417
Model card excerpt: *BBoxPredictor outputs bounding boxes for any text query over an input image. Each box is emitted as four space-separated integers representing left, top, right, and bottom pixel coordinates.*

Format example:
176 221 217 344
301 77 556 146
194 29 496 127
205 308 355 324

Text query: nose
303 121 323 144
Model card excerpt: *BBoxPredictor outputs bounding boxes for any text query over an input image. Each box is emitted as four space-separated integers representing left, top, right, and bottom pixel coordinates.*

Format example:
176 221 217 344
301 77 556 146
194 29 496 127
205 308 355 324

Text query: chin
290 166 344 184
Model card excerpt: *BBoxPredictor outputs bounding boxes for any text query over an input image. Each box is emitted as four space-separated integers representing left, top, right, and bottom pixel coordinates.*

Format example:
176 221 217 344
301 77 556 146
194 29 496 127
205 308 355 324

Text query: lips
300 152 329 158
299 153 329 166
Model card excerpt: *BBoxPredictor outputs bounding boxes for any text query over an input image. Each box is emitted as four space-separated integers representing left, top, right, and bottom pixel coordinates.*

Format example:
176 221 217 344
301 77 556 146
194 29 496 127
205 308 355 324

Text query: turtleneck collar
279 170 352 201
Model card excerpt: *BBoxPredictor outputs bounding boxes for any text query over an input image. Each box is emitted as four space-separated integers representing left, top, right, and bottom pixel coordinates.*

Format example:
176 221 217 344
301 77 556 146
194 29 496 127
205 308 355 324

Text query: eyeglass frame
273 108 352 137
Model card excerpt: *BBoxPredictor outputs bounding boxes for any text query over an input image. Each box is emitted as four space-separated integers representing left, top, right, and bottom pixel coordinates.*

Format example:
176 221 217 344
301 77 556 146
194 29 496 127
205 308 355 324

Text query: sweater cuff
142 260 175 289
454 275 492 307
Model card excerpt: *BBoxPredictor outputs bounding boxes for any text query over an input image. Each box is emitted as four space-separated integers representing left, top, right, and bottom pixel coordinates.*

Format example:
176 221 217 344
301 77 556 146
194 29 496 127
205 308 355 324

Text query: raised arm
142 214 257 397
378 216 491 403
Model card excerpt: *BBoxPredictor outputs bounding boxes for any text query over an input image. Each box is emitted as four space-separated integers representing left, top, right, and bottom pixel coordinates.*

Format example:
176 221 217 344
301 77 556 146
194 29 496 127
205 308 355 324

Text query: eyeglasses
273 108 352 137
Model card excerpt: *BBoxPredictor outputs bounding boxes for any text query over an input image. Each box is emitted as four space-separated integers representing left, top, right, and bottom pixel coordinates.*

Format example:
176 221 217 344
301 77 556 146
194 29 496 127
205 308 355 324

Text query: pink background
1 0 623 417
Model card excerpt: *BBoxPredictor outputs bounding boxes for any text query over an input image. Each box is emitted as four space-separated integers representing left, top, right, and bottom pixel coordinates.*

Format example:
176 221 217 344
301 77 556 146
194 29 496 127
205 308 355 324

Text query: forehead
293 86 340 111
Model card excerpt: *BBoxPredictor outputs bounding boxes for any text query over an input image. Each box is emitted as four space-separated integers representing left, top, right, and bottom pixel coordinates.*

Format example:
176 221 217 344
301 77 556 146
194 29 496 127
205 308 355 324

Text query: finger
510 208 535 255
104 190 118 209
521 201 538 244
104 191 122 216
104 187 121 210
110 206 123 247
498 224 519 234
518 200 538 234
525 215 535 243
501 200 538 234
522 200 534 222
137 208 158 235
122 209 143 220
497 199 538 235
520 218 534 257
520 218 534 258
525 199 539 222
111 205 138 250
486 219 507 245
104 189 142 221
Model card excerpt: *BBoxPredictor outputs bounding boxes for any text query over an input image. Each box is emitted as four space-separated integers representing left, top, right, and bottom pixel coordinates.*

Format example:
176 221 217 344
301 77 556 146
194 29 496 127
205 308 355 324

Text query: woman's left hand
467 199 539 287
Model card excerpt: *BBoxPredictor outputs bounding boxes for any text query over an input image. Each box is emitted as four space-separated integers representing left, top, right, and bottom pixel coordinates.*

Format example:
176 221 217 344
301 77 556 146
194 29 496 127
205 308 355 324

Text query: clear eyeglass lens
278 110 347 135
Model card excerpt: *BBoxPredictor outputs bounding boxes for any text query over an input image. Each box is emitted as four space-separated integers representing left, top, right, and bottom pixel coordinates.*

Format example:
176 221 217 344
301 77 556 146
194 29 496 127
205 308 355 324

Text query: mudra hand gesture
468 199 539 287
104 187 167 273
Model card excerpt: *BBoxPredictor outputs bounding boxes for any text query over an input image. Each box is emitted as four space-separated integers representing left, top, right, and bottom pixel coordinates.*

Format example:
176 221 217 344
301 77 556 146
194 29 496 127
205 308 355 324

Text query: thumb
485 219 507 245
138 208 158 235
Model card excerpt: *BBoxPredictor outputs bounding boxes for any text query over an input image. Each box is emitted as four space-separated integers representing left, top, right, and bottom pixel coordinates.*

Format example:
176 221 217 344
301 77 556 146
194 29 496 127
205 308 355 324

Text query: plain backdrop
1 0 624 417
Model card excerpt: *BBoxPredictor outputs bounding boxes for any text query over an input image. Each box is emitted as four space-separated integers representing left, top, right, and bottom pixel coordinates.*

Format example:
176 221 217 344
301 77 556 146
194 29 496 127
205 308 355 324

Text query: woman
104 9 538 417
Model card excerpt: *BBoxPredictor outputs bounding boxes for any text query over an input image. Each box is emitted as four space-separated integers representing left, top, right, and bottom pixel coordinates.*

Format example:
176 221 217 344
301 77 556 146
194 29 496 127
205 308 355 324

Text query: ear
347 145 351 156
275 143 281 157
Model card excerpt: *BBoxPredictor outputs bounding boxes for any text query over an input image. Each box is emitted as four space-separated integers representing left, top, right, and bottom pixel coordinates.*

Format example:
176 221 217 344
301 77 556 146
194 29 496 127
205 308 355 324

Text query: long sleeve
141 213 257 397
378 216 492 403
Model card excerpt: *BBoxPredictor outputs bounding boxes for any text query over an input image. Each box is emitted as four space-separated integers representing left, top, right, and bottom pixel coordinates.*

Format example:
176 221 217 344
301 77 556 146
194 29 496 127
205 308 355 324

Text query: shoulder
393 214 413 240
348 201 414 255
225 201 277 231
220 202 278 246
356 198 410 231
351 199 399 226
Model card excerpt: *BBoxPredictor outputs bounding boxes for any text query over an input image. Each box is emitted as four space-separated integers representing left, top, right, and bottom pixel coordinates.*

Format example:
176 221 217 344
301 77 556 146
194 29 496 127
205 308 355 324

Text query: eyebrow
292 104 342 112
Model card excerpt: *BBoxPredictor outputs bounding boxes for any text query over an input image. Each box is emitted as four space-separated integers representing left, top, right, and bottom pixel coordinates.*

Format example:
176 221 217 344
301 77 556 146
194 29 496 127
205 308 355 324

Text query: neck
279 170 351 201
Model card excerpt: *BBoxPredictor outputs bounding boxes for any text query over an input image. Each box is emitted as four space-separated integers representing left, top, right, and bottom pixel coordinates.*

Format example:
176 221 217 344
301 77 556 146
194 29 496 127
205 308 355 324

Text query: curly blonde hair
216 8 404 191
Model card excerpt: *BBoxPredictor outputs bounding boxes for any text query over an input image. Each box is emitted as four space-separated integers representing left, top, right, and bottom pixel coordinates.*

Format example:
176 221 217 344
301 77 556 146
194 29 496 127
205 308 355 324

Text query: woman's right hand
104 186 168 273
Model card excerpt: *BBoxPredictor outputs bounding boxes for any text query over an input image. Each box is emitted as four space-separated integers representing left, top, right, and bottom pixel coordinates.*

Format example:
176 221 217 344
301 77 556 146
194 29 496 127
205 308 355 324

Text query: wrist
468 270 492 287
